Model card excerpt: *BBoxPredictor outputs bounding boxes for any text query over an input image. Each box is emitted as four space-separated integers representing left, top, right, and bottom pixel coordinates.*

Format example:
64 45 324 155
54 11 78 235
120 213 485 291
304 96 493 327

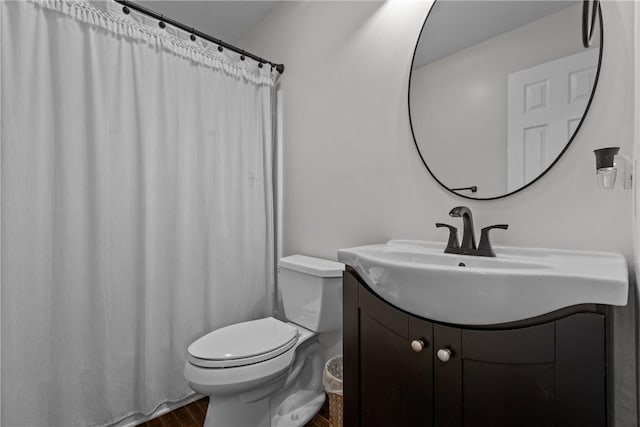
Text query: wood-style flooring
138 398 207 427
137 397 330 427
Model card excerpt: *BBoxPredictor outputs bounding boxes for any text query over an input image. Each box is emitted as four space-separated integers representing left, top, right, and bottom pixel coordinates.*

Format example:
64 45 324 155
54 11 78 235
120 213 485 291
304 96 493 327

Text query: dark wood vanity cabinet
343 268 607 427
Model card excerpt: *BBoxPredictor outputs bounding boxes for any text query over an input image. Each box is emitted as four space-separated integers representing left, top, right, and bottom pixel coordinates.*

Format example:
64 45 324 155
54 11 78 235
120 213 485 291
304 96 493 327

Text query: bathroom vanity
346 0 620 423
339 239 628 427
343 267 607 427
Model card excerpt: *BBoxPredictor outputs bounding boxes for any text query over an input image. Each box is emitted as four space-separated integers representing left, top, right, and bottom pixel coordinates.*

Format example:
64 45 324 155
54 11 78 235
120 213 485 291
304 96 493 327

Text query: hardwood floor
138 399 207 427
303 399 330 427
137 397 330 427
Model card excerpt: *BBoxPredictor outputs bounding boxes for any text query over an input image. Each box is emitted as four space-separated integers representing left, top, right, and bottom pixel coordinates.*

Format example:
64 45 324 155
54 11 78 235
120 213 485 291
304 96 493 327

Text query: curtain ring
240 50 246 61
159 15 166 29
190 28 196 42
122 5 130 14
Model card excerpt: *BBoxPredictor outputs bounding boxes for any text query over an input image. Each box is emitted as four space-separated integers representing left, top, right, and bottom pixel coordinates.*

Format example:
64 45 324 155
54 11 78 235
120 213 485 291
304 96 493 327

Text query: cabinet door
458 323 556 427
445 316 606 427
433 325 462 427
358 282 434 427
555 313 606 426
408 316 435 425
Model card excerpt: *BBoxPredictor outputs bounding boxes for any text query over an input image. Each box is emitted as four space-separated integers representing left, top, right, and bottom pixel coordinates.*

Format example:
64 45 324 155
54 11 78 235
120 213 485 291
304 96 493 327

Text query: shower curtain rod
114 0 285 74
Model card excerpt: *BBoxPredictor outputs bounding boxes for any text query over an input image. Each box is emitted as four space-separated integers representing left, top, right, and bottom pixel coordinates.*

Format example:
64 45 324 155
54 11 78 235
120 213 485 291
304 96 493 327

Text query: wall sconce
593 147 633 190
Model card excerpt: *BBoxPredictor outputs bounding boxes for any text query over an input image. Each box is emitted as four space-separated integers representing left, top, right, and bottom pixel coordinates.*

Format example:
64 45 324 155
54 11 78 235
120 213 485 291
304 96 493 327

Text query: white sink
337 240 628 325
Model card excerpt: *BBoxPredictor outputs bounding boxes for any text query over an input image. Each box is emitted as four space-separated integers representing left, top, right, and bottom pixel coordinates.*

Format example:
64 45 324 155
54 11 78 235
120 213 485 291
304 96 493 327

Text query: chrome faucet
436 206 508 257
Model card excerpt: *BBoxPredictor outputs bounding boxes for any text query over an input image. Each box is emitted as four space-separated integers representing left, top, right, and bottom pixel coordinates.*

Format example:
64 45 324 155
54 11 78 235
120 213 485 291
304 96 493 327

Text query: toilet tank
279 255 344 333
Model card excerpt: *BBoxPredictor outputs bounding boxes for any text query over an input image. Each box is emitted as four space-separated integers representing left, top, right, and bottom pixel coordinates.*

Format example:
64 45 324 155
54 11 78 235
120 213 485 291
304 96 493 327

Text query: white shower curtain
0 1 276 426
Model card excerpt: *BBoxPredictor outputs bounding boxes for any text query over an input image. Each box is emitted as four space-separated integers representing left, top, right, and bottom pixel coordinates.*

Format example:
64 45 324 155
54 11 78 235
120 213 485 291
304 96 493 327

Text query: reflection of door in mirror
507 49 599 191
409 1 602 200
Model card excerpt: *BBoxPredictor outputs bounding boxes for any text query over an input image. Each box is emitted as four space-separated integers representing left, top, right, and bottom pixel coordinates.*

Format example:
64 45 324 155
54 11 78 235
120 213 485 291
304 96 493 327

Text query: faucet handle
477 224 509 257
436 223 460 253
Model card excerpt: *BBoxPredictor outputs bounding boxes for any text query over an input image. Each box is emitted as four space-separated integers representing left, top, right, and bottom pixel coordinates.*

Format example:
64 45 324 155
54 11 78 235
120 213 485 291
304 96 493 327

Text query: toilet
183 255 344 427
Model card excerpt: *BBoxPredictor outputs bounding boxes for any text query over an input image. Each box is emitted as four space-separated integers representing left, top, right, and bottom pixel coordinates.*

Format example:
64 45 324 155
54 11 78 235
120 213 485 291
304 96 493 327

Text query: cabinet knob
437 348 452 362
411 339 425 353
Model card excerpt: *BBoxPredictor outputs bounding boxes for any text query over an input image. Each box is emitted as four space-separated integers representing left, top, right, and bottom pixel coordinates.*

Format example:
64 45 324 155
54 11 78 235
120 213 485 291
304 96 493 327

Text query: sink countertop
338 240 628 325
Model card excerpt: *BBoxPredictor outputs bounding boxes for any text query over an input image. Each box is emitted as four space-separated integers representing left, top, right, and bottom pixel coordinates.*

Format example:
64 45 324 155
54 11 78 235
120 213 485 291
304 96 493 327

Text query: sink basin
337 240 628 325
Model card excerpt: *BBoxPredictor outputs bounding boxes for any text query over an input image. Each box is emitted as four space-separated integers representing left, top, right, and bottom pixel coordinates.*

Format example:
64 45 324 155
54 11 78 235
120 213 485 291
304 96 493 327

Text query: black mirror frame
408 1 604 201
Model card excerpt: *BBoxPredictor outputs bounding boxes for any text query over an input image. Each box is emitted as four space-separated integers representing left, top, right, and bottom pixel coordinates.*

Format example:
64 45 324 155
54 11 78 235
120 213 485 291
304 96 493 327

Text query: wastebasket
322 355 343 427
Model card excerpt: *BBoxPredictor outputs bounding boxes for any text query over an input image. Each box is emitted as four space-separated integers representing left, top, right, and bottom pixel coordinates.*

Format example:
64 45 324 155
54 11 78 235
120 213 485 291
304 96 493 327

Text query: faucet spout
449 206 476 251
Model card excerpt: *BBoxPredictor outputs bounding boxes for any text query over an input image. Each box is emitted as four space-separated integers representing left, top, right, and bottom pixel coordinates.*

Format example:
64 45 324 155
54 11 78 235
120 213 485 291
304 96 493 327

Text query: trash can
322 355 343 427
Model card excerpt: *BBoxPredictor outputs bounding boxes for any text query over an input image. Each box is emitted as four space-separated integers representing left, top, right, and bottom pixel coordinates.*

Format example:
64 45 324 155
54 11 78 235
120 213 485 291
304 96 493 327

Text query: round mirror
409 1 602 200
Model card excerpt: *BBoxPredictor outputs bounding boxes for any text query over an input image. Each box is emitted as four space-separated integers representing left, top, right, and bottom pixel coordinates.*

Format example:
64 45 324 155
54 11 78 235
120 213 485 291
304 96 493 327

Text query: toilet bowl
183 255 344 427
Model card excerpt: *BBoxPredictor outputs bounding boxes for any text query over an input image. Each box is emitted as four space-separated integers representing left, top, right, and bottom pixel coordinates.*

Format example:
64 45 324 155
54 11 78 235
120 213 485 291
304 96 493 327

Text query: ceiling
137 1 281 43
413 1 576 68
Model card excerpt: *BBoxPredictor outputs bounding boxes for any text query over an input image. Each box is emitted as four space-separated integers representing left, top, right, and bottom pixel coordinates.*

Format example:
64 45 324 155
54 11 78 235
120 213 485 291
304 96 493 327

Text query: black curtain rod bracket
114 0 285 74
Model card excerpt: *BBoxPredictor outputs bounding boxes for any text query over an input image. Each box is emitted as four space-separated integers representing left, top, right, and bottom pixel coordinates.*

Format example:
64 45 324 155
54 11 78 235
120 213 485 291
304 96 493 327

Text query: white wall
240 1 637 424
410 4 593 198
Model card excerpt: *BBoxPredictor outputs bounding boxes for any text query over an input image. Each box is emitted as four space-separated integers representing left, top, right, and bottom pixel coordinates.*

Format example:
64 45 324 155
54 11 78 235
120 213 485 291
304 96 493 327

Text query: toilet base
200 337 326 427
202 390 325 427
204 396 271 427
270 390 325 427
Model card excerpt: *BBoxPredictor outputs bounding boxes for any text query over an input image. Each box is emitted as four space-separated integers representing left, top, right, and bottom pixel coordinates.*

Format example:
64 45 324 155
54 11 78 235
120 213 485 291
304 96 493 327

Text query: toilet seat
188 317 299 368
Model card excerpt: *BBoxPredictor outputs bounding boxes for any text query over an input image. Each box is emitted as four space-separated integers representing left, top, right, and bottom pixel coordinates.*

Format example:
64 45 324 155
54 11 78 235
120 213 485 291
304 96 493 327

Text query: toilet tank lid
279 255 344 278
